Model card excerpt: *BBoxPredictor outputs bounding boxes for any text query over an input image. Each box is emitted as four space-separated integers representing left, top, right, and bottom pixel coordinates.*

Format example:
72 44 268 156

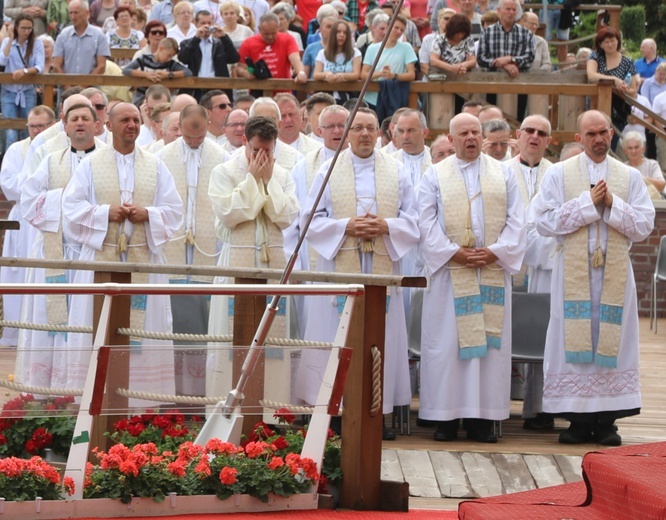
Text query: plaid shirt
346 0 379 33
477 22 535 72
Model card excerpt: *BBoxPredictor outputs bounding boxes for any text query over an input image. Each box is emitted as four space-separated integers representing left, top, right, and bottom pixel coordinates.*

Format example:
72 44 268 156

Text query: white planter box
0 493 319 519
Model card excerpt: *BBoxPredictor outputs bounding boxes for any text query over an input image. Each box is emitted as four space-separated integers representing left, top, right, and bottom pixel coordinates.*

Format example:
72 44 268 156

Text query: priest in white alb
417 113 526 443
533 110 655 446
299 108 420 440
62 102 183 401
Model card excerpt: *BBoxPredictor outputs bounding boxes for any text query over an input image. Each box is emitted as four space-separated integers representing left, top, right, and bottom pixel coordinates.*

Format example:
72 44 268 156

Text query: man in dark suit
177 10 239 101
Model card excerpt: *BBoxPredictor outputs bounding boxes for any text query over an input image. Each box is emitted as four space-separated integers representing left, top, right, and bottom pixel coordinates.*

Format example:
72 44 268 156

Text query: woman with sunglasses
132 20 166 59
0 13 44 148
313 20 360 104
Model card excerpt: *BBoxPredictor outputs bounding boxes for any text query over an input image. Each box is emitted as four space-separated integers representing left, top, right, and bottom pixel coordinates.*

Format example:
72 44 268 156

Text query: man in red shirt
237 12 308 82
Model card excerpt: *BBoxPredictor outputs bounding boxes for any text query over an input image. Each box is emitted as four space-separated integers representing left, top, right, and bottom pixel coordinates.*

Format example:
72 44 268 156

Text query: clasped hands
591 179 613 208
108 203 149 223
345 214 389 239
452 247 498 268
492 56 519 78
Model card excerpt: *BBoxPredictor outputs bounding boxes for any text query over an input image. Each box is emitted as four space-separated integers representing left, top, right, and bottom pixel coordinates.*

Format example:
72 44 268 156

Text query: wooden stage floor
1 317 664 511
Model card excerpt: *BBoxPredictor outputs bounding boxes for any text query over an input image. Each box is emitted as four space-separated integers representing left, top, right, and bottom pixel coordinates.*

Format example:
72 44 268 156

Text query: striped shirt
477 21 535 72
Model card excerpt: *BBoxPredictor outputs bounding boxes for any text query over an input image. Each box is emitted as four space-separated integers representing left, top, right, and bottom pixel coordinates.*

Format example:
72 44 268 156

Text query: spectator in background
54 1 110 74
519 11 550 71
167 1 196 44
346 0 379 34
355 9 388 58
634 38 663 86
220 0 253 50
132 8 147 32
457 0 481 40
540 0 569 64
303 14 337 78
409 0 430 40
419 8 453 77
381 1 421 50
123 37 191 105
194 0 223 25
46 0 70 38
477 0 534 78
360 15 417 111
240 5 256 32
237 0 270 32
236 12 307 82
306 3 337 45
641 62 666 106
622 131 666 200
272 2 304 52
313 20 362 103
149 0 175 25
0 13 45 148
107 6 143 66
90 0 119 28
4 0 48 36
429 13 475 78
133 19 165 59
178 10 239 101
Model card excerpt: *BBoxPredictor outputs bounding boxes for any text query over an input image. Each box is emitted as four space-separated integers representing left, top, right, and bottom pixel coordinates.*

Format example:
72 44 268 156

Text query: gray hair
622 131 646 147
559 142 584 161
398 109 428 131
80 87 109 106
369 10 389 28
249 97 281 121
482 119 511 135
272 2 295 21
330 0 346 15
576 47 592 61
316 4 338 24
319 105 349 121
258 12 280 26
498 0 518 8
38 34 55 46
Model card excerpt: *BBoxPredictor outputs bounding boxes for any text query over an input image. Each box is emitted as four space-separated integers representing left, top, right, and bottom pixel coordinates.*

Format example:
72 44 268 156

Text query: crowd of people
0 0 663 447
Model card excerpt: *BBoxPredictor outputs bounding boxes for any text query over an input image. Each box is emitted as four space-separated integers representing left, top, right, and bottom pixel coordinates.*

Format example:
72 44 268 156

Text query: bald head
576 110 611 134
449 113 483 162
171 94 198 113
62 94 92 121
575 110 613 163
450 112 480 136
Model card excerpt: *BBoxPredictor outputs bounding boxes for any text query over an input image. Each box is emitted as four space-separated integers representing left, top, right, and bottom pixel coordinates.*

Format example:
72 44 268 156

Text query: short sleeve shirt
315 48 362 74
362 41 417 106
54 24 110 74
239 32 299 79
589 51 636 80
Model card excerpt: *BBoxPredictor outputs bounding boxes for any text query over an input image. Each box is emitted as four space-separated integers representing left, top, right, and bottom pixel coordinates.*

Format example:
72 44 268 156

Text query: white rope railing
0 378 84 396
0 320 92 334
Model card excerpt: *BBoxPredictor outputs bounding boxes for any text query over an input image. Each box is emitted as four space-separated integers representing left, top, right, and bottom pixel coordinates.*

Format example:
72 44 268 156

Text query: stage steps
458 442 666 519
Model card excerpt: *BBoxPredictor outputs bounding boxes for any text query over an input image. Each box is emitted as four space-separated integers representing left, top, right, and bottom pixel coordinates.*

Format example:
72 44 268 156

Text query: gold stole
562 155 630 368
329 150 399 275
43 147 73 325
509 156 552 287
223 154 287 270
304 148 326 271
161 140 221 281
91 147 156 343
274 140 301 171
436 155 507 359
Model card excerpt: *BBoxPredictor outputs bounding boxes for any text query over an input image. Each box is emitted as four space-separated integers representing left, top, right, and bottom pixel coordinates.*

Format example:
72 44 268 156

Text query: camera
208 26 216 33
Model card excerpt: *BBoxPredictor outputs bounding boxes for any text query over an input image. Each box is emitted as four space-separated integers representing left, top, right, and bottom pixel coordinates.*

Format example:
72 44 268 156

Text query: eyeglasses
225 122 245 128
321 123 346 130
487 141 509 147
521 127 549 138
213 103 231 110
150 30 166 36
350 125 377 133
94 103 107 111
27 123 47 130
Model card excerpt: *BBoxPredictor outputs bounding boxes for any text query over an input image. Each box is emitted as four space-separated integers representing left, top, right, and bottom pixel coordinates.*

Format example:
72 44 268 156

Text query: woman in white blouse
166 2 197 44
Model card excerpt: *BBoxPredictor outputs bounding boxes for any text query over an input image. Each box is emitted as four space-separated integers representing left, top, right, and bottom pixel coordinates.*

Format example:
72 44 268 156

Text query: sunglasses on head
521 127 549 138
150 30 166 36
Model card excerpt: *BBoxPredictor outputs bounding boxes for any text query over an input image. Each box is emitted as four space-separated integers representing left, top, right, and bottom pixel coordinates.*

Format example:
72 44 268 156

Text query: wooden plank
429 450 474 498
396 449 441 498
381 449 405 482
491 453 536 494
524 454 566 488
461 452 503 498
554 455 583 483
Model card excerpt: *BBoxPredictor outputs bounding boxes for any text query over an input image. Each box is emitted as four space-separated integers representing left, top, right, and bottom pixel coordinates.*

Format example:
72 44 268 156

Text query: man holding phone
177 9 239 101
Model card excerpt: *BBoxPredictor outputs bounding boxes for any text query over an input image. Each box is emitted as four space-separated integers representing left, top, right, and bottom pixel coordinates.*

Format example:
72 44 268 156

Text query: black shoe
465 419 498 443
523 413 555 431
382 425 396 441
595 424 622 446
559 422 593 444
433 420 458 442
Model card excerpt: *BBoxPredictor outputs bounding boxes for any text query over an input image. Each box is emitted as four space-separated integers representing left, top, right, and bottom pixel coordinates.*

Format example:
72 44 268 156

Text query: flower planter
0 493 320 519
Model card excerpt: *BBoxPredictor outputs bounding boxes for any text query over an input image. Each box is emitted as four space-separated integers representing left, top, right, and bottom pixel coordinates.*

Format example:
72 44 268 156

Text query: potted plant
0 456 74 501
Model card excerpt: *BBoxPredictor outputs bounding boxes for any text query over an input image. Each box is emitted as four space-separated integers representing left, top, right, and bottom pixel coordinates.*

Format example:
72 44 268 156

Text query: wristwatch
393 73 398 80
23 68 28 74
168 71 174 80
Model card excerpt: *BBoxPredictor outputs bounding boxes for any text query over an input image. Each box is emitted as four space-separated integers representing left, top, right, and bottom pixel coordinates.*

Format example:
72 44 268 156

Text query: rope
116 328 334 347
369 346 382 417
0 320 93 333
0 378 84 396
258 400 314 414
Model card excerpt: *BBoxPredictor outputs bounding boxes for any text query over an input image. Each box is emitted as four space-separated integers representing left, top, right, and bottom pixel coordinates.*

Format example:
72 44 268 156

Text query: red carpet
77 510 457 519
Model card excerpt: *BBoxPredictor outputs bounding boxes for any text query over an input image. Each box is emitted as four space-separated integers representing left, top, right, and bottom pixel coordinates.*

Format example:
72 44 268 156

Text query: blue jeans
1 87 36 151
540 1 570 41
